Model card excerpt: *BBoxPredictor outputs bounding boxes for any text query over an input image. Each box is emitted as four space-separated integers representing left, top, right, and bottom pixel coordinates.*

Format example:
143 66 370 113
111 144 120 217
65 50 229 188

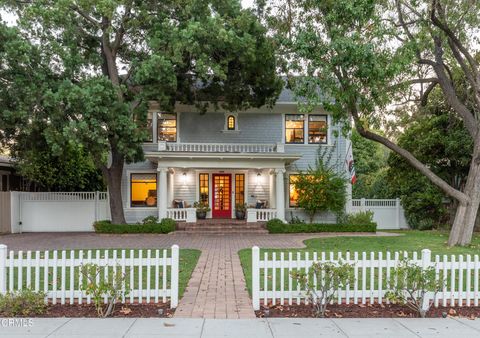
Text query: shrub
0 289 46 316
385 258 444 318
344 211 375 225
80 263 127 317
266 219 377 233
291 261 354 317
93 218 176 234
142 215 158 225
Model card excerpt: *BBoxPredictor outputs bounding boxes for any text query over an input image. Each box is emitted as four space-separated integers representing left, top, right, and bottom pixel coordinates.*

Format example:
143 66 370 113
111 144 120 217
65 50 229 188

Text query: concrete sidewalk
1 317 479 338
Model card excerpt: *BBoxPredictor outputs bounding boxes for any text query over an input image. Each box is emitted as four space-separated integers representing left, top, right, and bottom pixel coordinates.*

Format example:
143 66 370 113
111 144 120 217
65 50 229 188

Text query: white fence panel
350 198 408 230
251 247 479 311
14 192 110 232
0 244 179 308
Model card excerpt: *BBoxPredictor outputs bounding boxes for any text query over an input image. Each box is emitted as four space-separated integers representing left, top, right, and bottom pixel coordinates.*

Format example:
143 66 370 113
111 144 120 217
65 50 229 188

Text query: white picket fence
251 247 480 310
0 244 180 308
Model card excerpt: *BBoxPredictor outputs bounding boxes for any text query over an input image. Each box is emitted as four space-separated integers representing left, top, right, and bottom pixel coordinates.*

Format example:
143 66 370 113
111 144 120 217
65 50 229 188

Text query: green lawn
8 248 201 299
238 231 480 295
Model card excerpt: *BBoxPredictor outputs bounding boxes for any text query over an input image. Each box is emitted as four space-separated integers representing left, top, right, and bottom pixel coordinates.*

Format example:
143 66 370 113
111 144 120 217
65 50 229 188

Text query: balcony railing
158 142 284 153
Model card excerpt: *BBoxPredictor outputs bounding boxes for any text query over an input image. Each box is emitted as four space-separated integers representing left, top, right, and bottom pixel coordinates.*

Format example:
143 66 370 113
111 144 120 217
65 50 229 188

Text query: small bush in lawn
344 211 375 225
291 261 354 317
0 289 46 316
142 215 159 225
80 263 127 317
385 258 444 318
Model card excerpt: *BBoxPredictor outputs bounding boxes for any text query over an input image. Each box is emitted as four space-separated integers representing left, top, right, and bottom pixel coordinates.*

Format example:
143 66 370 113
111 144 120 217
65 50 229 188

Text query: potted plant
194 201 210 219
235 203 247 220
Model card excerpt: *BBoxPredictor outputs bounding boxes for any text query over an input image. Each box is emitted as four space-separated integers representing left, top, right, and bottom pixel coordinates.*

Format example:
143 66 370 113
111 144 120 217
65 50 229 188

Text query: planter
196 211 207 219
235 210 246 220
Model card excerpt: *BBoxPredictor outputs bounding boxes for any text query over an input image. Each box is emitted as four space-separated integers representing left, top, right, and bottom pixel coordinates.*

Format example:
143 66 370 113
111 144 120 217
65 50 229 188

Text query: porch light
256 172 261 185
182 172 187 185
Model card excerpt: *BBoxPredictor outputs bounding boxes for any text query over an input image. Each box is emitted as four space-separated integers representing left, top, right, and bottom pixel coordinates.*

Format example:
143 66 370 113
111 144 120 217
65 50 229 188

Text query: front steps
176 219 268 234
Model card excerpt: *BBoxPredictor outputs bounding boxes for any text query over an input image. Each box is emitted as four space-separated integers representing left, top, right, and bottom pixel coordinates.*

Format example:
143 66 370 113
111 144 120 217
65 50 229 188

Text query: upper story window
157 112 177 142
308 115 328 144
285 114 305 144
227 115 236 130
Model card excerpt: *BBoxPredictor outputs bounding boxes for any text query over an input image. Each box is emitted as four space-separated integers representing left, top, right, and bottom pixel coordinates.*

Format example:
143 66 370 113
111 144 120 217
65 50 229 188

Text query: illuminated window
235 174 245 206
157 112 177 142
130 173 157 207
199 173 209 204
289 174 300 207
285 114 304 144
308 115 327 144
227 115 236 130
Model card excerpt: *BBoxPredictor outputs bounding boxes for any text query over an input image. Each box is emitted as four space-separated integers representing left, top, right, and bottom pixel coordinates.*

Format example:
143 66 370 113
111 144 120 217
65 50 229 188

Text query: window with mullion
157 112 177 142
308 115 328 144
285 114 305 144
199 173 209 204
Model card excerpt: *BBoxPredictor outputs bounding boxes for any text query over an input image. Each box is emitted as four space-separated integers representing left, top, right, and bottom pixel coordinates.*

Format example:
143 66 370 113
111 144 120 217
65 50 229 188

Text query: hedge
93 218 176 234
266 218 377 233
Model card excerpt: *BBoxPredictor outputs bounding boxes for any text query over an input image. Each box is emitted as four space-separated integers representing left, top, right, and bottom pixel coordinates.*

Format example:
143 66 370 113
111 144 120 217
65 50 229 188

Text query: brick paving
0 231 399 319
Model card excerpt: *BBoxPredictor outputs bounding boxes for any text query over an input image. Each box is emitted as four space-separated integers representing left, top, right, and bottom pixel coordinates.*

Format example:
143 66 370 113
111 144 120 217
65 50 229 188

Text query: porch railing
247 208 277 222
158 142 284 153
166 208 196 222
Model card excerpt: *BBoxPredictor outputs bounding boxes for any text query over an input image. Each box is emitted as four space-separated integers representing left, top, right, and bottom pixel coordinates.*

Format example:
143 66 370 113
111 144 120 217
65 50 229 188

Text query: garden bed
255 303 480 319
2 303 174 318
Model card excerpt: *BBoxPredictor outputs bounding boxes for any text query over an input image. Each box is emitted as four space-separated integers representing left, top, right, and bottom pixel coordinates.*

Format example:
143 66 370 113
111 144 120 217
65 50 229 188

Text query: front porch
144 146 301 224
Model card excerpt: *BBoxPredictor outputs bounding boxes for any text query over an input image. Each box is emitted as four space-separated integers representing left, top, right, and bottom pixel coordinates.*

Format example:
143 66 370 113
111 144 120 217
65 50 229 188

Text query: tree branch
71 6 101 26
420 81 438 106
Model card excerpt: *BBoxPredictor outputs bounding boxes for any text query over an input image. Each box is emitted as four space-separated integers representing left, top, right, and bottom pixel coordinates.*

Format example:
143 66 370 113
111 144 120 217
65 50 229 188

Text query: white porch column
168 170 174 209
269 170 276 208
157 167 168 220
275 169 286 221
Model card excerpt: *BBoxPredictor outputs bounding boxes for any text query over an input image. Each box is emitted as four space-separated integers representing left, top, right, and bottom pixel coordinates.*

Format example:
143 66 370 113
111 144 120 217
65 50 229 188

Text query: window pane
235 174 245 206
308 115 327 144
227 116 235 130
285 114 304 143
131 173 157 207
289 175 299 207
158 112 177 142
199 173 209 204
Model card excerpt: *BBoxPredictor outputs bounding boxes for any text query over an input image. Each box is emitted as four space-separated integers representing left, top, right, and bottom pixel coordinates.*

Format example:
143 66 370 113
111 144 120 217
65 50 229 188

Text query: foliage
294 150 347 223
235 203 247 212
385 258 444 318
1 1 282 223
142 215 159 225
193 201 211 212
0 289 46 316
387 108 471 230
351 130 392 199
288 212 306 225
80 263 127 317
266 218 377 233
263 0 480 246
291 261 354 317
93 218 176 234
337 211 375 226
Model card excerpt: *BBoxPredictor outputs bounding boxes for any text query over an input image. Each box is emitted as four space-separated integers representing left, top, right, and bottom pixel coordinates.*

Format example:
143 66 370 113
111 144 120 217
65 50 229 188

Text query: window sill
284 143 333 147
221 130 241 134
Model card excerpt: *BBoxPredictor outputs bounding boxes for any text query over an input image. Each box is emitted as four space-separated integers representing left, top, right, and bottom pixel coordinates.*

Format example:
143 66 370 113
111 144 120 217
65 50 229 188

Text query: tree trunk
103 149 126 224
448 152 480 246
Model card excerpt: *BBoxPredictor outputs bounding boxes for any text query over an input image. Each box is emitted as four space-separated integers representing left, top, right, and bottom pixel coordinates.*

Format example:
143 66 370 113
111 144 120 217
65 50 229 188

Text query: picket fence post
421 249 432 311
0 244 6 294
252 246 260 310
170 245 179 308
395 198 401 229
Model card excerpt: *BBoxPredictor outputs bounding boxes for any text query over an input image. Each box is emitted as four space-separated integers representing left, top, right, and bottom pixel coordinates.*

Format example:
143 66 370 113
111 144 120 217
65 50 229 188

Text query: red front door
212 174 232 218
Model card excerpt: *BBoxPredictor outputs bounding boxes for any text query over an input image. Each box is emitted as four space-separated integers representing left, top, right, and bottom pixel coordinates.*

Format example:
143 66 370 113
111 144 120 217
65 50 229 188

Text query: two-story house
121 86 348 224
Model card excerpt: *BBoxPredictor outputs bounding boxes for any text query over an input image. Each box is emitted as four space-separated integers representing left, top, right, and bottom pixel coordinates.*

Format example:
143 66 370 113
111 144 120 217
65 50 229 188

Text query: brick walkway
0 231 399 319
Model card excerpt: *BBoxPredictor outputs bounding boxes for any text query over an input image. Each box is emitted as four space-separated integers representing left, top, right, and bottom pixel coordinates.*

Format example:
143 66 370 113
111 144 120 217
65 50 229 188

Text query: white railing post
396 198 401 229
421 249 432 311
170 245 179 308
94 191 99 222
0 244 6 294
158 141 167 151
247 209 257 222
361 198 366 212
186 208 196 223
252 246 260 310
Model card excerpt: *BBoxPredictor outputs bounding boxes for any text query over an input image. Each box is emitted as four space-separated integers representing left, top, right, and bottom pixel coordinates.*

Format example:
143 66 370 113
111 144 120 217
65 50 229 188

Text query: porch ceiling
144 151 301 169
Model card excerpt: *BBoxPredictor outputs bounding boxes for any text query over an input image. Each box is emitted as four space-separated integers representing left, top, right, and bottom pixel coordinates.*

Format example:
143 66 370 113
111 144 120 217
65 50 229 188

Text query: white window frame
282 113 332 146
126 170 158 210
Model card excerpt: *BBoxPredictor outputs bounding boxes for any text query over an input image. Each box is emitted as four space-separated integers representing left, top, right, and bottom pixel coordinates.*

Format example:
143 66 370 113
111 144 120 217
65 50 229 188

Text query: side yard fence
349 198 408 229
251 246 480 311
0 244 179 308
